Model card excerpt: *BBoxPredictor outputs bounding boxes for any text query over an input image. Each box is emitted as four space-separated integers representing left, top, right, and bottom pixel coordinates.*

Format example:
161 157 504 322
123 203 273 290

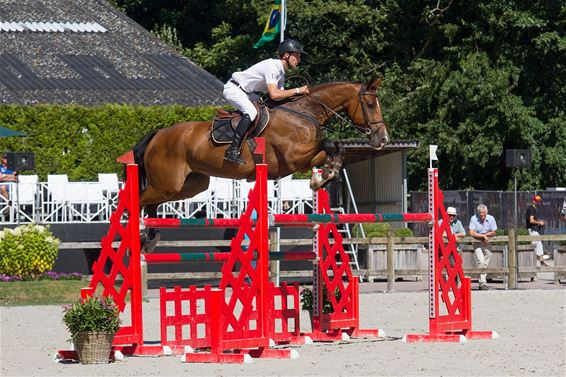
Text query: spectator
526 195 547 267
0 154 17 202
468 204 497 290
439 206 466 240
439 206 466 284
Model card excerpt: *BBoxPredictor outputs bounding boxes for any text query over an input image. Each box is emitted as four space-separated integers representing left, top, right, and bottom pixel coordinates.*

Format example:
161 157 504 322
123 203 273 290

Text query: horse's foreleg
308 141 345 191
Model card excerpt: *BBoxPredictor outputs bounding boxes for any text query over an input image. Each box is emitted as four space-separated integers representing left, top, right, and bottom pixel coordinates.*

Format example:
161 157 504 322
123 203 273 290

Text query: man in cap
526 195 547 266
441 206 466 240
438 206 466 284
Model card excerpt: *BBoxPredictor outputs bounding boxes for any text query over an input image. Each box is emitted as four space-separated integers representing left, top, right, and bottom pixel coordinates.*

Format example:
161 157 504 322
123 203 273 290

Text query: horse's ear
366 79 381 91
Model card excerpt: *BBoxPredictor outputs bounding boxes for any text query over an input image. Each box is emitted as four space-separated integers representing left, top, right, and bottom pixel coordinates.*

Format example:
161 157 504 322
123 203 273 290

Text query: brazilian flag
253 0 282 48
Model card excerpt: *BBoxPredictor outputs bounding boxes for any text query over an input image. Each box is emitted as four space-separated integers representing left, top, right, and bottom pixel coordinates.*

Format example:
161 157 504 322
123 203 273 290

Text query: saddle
211 102 270 144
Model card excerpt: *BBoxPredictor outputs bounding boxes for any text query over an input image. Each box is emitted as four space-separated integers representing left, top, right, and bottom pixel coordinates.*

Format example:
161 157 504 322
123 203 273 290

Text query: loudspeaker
505 149 531 168
5 152 35 171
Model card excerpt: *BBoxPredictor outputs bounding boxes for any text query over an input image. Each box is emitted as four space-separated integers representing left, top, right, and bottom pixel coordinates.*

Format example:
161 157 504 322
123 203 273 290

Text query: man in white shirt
222 38 309 165
468 204 498 290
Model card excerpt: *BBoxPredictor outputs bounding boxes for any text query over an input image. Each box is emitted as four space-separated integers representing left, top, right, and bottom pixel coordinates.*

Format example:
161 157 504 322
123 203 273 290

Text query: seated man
0 154 17 203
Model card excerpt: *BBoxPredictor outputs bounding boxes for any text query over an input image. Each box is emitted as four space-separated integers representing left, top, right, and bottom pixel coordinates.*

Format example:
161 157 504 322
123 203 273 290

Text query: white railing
0 177 314 224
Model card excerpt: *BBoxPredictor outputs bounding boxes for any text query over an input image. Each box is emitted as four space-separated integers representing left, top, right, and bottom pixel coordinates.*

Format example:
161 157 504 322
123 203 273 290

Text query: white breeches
222 82 258 120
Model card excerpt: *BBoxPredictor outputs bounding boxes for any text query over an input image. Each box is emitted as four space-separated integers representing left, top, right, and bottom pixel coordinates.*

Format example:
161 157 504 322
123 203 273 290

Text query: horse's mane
265 81 360 110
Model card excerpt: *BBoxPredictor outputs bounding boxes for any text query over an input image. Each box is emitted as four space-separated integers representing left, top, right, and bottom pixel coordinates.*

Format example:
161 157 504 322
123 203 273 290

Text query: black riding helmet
278 38 307 56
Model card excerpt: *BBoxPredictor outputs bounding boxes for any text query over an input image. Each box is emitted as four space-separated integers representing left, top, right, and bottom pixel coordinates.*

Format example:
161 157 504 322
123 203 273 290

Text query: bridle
304 84 385 138
356 84 386 135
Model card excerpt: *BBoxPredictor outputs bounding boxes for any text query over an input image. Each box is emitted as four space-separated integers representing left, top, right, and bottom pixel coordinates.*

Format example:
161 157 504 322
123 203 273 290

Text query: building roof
0 0 225 106
338 139 420 165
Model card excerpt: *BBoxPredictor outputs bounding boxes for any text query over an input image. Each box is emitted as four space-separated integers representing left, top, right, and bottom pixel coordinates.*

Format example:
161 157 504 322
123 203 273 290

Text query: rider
222 38 309 165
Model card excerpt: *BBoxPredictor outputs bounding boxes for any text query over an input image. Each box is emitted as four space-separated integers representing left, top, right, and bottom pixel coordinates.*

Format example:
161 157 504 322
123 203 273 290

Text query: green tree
105 0 566 191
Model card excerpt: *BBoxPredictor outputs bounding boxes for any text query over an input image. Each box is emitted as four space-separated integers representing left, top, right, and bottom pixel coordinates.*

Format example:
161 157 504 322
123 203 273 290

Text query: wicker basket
73 332 114 364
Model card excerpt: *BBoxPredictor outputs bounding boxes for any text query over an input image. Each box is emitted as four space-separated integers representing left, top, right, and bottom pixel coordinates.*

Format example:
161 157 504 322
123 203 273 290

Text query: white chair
45 174 69 222
210 178 234 218
98 173 120 219
235 179 276 215
15 175 38 222
155 181 215 219
98 173 119 192
64 182 105 221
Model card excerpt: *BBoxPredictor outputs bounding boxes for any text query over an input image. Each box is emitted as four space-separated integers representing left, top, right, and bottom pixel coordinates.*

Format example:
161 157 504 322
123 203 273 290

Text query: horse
132 79 389 250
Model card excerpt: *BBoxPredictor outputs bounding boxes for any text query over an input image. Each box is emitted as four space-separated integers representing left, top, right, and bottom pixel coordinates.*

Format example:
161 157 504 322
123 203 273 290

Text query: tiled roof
0 0 225 106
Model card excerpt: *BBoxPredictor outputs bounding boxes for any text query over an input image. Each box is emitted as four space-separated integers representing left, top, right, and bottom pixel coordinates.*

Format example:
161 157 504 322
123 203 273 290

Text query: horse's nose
371 127 389 150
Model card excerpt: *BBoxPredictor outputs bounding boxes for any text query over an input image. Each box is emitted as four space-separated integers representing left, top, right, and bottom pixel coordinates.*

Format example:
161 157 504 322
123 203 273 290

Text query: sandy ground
2 283 565 377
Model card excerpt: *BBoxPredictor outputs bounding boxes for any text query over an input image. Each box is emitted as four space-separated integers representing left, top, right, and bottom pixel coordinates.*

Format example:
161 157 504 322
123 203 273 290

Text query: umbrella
0 126 26 137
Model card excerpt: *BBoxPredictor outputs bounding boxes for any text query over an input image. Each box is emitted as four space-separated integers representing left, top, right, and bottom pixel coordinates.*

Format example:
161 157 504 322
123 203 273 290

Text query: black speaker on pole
5 152 35 171
505 149 531 168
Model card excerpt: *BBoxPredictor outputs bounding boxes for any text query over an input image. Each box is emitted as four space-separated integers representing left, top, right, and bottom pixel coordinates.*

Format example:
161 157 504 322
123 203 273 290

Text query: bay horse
132 79 389 249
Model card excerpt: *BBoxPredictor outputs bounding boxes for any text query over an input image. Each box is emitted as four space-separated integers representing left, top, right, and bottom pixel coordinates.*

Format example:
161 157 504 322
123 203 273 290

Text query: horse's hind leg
138 186 176 253
141 203 161 253
139 174 210 253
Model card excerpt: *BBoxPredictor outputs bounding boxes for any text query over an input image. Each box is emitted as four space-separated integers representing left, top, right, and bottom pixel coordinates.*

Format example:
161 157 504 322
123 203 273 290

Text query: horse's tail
130 129 159 194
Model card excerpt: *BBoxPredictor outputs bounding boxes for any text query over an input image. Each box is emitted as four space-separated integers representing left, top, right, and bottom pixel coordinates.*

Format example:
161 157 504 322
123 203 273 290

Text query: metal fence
410 190 566 235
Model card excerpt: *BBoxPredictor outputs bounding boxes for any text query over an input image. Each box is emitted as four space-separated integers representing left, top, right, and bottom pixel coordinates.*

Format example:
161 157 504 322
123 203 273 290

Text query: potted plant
62 296 120 364
300 286 342 327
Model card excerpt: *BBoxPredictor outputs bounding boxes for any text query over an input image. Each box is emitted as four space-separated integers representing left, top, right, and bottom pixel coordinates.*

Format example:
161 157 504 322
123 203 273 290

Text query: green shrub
62 296 121 339
352 223 388 238
351 223 414 238
300 287 341 314
394 227 414 237
0 224 60 277
0 104 219 181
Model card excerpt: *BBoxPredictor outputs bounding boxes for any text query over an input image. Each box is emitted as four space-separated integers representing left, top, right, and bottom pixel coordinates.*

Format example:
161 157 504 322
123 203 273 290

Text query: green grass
0 280 89 306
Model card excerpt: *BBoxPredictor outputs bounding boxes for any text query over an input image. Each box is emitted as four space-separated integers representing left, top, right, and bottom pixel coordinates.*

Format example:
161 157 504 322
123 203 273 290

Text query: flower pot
73 331 114 364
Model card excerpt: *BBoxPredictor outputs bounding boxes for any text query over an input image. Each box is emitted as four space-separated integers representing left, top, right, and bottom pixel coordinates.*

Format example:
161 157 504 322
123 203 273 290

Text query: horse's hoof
310 175 323 191
310 170 337 191
142 232 161 253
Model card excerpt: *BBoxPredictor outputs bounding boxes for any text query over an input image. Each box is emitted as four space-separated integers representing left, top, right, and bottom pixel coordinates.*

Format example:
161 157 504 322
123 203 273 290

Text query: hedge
0 105 218 181
0 224 60 277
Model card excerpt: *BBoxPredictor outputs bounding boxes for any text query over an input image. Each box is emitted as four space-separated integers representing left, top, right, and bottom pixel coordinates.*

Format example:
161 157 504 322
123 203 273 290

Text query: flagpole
280 0 286 42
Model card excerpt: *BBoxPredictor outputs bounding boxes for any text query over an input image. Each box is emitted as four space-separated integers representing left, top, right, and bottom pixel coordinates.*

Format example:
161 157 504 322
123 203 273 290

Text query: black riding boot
224 114 252 165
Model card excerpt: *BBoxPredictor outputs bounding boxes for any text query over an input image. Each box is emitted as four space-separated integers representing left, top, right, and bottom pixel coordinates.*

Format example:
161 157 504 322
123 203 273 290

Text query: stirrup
224 149 246 165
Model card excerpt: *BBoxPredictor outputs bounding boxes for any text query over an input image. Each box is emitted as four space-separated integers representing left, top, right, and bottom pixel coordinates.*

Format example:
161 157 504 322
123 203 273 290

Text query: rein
275 105 320 126
269 82 385 138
